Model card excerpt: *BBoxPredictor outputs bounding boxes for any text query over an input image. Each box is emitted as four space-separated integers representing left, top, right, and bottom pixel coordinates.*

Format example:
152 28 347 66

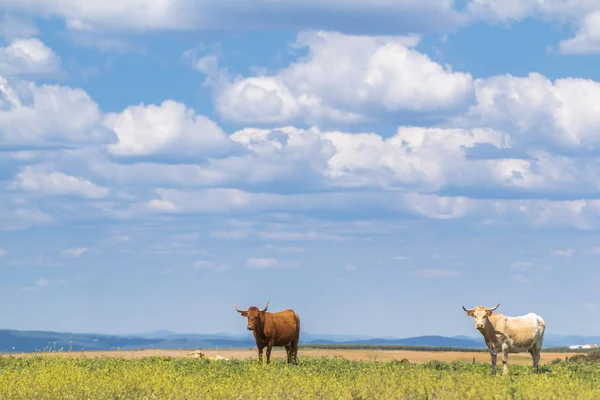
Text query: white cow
462 303 545 376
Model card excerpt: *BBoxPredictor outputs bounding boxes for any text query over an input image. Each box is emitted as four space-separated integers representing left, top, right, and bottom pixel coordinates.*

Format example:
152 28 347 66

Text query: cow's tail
294 312 301 341
536 315 546 349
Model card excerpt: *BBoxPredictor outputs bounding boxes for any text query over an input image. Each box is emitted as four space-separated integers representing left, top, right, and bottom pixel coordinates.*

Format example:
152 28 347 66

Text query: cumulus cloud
2 39 600 235
10 165 110 199
89 119 600 204
559 11 600 54
0 0 465 34
467 0 600 55
459 72 600 150
104 100 231 157
214 31 473 125
466 0 590 23
0 77 108 147
0 38 63 78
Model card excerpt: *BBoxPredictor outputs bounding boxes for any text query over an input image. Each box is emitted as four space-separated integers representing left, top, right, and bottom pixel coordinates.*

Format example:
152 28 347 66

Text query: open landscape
4 0 600 398
1 348 600 399
2 330 599 398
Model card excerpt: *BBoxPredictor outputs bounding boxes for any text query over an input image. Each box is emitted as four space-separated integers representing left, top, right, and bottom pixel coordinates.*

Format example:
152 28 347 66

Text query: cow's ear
240 311 248 317
467 310 474 317
486 310 493 316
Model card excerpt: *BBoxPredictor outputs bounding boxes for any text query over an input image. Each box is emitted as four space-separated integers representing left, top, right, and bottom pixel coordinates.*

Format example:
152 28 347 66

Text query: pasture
1 348 599 399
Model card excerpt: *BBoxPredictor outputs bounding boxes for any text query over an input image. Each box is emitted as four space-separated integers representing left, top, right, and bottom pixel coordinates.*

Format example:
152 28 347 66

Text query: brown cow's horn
487 303 500 312
462 306 474 312
233 304 247 313
260 301 270 312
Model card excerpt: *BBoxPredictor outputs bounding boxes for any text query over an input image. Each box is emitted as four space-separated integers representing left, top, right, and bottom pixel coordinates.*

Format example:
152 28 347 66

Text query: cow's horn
233 304 247 313
260 301 270 312
487 303 500 312
462 306 474 312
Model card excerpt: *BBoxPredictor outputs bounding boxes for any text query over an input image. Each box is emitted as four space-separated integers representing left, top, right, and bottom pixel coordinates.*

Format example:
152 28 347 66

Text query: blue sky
2 1 600 338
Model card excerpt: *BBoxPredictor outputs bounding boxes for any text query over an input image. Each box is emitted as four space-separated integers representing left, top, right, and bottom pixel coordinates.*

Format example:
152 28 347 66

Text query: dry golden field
4 347 578 365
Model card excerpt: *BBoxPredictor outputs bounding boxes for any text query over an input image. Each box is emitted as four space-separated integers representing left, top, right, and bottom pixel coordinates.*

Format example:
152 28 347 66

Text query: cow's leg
284 344 292 364
528 348 535 371
292 339 299 365
531 347 541 372
265 341 274 364
490 352 497 376
501 344 509 376
257 346 264 363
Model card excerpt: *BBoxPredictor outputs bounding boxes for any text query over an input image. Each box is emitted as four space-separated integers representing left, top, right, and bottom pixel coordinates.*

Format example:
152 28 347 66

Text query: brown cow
234 301 300 364
463 303 546 376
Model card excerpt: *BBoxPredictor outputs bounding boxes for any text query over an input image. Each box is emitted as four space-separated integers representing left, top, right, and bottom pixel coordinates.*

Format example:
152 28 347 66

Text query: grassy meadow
1 352 600 399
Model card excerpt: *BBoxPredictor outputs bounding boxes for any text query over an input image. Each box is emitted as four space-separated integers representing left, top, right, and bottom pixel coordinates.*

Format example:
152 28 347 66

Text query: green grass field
1 355 600 399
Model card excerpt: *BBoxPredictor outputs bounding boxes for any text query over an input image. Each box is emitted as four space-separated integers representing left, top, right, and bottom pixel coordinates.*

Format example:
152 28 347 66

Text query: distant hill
544 334 600 348
1 329 597 354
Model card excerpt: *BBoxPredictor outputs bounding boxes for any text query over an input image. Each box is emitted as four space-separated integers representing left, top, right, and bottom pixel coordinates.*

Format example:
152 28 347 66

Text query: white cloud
460 73 600 150
182 48 220 76
0 38 62 77
0 248 6 256
0 77 107 147
559 12 600 54
11 165 110 199
467 0 600 55
104 100 231 157
89 120 600 198
0 0 465 33
130 186 600 230
214 31 473 124
324 126 511 191
61 248 88 258
0 0 199 31
466 0 590 23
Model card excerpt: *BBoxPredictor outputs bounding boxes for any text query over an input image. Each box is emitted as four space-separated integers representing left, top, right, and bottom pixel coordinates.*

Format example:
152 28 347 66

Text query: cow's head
234 301 270 331
462 304 500 331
